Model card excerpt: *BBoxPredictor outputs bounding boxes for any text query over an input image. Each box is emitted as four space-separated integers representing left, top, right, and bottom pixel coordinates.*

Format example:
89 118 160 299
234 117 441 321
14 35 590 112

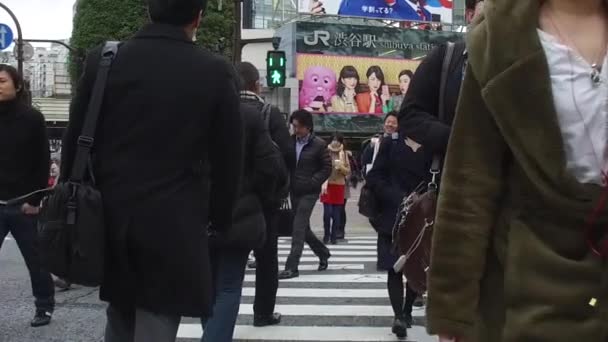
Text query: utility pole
0 2 24 76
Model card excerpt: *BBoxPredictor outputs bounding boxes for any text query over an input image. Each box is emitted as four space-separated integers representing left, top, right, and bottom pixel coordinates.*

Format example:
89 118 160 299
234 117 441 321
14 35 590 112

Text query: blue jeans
0 206 55 312
323 204 343 242
201 247 249 342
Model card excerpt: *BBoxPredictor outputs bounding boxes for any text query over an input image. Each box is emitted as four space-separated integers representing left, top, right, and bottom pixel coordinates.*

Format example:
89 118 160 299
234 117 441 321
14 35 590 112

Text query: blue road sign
0 24 14 51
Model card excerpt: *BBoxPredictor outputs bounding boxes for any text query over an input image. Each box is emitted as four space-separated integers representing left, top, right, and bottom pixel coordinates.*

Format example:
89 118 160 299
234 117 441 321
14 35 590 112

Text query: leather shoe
253 312 282 327
279 269 299 279
318 256 329 271
392 316 407 338
31 310 52 327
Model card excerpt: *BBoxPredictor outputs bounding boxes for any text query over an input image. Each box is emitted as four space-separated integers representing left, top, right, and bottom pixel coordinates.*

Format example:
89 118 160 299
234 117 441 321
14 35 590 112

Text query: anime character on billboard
330 66 360 113
337 0 436 21
356 65 389 115
299 66 337 112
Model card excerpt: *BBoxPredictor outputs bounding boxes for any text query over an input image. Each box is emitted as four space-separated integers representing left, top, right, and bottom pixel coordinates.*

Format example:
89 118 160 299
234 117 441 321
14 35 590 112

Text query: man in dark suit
61 0 243 340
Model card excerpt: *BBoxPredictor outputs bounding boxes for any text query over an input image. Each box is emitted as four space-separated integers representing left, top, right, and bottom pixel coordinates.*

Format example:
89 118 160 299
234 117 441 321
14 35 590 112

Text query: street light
0 2 24 76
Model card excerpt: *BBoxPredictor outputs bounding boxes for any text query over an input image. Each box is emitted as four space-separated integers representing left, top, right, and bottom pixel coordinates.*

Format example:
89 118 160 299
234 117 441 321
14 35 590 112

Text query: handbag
358 183 379 218
393 42 456 294
276 198 295 237
37 42 120 287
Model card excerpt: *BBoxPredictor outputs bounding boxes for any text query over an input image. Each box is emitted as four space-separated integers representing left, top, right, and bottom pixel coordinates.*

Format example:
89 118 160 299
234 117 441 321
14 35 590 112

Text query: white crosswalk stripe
177 235 432 342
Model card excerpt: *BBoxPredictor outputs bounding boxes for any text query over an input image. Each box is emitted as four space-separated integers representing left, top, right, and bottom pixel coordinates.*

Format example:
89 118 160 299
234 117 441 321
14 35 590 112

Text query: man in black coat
236 62 295 326
202 102 285 341
398 0 484 156
60 0 243 340
279 110 332 280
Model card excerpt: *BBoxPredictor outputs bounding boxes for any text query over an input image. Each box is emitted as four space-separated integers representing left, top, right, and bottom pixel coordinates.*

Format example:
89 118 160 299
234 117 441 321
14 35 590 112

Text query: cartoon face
299 66 337 109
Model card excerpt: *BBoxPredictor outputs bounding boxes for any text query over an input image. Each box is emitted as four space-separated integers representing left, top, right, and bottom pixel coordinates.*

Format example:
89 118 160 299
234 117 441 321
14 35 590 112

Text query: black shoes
247 259 257 269
279 269 299 279
31 310 52 327
318 255 330 271
323 236 330 244
392 316 408 338
253 312 282 327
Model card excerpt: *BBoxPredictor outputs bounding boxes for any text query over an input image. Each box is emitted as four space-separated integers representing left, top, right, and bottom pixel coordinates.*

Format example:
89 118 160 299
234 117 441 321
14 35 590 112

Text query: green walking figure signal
266 50 286 87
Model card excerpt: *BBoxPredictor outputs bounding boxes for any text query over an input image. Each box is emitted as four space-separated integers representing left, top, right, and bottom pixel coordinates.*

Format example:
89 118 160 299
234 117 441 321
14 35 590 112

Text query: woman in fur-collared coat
427 1 608 342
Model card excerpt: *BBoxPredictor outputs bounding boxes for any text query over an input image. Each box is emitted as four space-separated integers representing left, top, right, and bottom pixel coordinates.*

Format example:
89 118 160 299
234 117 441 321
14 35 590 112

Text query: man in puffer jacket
279 110 332 280
202 102 286 342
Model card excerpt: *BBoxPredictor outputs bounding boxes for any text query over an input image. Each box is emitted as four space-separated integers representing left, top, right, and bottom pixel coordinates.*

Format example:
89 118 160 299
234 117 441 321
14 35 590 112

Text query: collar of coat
134 23 194 44
467 0 603 200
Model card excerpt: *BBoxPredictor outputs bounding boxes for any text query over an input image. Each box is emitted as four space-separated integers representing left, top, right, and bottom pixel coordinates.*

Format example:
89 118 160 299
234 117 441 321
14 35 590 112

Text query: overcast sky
0 0 74 48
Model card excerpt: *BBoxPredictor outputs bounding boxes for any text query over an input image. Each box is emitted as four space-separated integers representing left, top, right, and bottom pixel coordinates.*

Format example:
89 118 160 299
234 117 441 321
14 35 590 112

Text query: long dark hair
0 64 26 103
366 65 385 90
398 69 414 80
336 66 360 97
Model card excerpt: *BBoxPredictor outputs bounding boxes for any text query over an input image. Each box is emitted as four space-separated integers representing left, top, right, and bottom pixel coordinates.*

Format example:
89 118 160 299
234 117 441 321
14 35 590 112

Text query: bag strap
69 41 120 183
261 103 272 132
429 42 456 186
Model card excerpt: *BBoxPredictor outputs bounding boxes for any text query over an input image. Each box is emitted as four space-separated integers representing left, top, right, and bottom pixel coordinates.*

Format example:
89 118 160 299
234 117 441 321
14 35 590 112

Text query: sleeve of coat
60 47 101 181
310 144 332 191
208 61 244 232
269 106 296 172
426 66 509 339
399 44 451 155
366 138 403 206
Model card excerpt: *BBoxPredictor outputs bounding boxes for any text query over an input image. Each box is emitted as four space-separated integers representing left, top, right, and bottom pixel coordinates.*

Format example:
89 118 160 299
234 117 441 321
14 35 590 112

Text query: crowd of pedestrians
4 0 608 341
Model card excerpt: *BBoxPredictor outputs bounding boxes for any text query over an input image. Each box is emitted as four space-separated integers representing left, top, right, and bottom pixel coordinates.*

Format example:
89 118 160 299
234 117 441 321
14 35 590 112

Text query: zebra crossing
177 235 433 342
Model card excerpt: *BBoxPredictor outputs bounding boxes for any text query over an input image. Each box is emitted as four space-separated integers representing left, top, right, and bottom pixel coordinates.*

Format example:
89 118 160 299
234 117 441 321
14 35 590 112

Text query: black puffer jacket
291 134 332 196
224 103 286 250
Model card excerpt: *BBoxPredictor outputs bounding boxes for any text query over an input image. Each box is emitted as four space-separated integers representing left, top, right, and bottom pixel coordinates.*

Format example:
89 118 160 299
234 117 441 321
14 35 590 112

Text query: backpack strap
261 103 272 132
69 41 120 184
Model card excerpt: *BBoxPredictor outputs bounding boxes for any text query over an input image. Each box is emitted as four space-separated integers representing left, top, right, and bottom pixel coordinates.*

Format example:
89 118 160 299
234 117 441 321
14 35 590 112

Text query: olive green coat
426 1 608 341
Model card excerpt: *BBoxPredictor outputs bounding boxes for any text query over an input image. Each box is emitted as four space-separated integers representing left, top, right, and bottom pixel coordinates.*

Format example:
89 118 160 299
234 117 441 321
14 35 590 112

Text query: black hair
236 61 260 92
384 111 398 123
290 109 314 131
336 65 360 97
0 64 25 103
147 0 207 26
398 69 414 80
465 0 481 10
332 132 345 144
366 65 385 89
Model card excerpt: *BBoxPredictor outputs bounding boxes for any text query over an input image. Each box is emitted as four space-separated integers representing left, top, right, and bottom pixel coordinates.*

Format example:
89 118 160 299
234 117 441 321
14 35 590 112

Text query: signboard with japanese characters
296 21 462 59
299 0 453 23
294 21 462 133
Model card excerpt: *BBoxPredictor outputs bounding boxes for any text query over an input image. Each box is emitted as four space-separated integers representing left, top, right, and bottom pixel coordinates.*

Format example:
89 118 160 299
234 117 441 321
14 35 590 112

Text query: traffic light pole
233 0 242 63
0 2 24 76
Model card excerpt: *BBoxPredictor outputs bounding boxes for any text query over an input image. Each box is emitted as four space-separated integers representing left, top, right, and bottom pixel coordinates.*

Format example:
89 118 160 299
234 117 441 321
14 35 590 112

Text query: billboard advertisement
298 0 453 23
295 22 462 133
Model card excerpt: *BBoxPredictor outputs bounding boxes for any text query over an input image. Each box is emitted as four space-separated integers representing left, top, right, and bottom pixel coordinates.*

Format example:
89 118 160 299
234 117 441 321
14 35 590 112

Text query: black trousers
0 206 55 312
253 208 279 316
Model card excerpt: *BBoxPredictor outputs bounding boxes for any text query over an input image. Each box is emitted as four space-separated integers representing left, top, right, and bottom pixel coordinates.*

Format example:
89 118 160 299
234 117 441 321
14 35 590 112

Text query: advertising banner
295 22 462 133
299 0 453 23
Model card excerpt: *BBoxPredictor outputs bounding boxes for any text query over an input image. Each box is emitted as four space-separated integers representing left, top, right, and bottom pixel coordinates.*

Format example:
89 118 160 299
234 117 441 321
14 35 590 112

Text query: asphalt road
0 198 435 342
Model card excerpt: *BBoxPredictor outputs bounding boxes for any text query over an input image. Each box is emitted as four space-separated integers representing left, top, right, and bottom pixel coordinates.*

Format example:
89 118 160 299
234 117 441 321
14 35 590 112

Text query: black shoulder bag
38 42 119 287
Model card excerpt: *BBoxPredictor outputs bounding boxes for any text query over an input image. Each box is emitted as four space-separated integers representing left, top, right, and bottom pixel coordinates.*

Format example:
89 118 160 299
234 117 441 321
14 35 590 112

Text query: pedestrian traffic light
266 50 286 88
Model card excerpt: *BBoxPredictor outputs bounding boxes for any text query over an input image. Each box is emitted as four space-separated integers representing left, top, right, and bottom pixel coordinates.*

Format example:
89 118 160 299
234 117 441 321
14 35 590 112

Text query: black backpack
38 42 119 287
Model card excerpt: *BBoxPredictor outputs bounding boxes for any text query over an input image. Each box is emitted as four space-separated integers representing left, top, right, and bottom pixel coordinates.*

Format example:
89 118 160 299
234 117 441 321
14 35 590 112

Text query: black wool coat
61 23 244 317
